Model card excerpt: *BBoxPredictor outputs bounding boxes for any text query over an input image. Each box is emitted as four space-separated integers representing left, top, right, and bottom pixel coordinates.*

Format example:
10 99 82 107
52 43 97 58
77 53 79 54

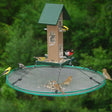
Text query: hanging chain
57 65 62 84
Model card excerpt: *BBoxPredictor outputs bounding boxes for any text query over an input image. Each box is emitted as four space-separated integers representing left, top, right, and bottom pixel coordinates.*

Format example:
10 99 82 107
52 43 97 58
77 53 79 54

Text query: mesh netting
6 65 106 97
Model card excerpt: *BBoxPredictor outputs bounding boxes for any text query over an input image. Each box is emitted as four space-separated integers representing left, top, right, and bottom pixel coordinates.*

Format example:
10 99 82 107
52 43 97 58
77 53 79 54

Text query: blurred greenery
0 0 112 111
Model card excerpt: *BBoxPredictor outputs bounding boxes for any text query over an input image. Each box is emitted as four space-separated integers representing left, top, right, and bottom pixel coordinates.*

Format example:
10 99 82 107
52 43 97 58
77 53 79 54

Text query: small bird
65 49 74 57
33 56 45 61
0 67 11 77
103 68 112 81
52 80 65 95
33 56 40 60
61 76 72 86
62 26 69 31
18 63 26 69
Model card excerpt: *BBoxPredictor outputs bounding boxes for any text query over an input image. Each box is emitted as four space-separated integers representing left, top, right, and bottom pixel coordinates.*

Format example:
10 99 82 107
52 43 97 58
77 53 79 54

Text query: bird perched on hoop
18 63 26 69
103 68 112 81
0 67 11 78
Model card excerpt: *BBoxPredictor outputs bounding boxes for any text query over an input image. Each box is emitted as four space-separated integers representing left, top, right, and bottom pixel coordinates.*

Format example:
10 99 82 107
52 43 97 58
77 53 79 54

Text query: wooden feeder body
47 12 63 62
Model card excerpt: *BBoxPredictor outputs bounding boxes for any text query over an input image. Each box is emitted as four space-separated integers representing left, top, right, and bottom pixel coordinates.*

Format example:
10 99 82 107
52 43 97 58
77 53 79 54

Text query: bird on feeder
102 68 112 81
52 80 65 95
62 26 69 32
18 63 26 69
0 67 11 77
61 76 72 86
65 49 74 57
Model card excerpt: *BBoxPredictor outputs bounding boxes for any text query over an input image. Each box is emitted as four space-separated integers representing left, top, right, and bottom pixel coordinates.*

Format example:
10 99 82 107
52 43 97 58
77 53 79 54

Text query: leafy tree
5 24 46 67
0 0 112 112
4 4 47 67
0 0 31 24
1 84 17 100
79 47 112 71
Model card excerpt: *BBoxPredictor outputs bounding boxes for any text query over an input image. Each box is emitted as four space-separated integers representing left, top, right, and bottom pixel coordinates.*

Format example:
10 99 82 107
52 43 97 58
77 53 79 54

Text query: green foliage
5 24 46 67
0 0 112 112
0 0 31 24
1 84 17 100
4 4 47 67
0 67 7 89
0 23 10 66
79 47 112 71
0 98 18 112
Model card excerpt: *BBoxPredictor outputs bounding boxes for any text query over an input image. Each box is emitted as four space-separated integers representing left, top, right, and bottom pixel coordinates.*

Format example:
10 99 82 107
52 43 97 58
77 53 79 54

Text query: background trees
0 0 112 111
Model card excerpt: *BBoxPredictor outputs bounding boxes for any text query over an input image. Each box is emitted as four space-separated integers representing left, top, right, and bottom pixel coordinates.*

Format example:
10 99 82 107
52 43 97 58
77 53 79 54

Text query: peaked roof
38 3 70 25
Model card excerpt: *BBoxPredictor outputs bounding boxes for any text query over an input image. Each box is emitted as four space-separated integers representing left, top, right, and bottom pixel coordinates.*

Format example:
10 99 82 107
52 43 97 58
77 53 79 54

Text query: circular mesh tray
6 65 106 97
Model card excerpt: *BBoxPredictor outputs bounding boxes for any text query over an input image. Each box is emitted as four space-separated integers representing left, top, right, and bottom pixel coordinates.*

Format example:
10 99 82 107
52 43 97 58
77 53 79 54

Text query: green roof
38 3 70 25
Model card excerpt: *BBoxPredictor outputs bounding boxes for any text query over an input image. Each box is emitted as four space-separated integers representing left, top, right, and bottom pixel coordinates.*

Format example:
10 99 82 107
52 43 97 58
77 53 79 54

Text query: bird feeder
6 3 106 97
38 3 71 64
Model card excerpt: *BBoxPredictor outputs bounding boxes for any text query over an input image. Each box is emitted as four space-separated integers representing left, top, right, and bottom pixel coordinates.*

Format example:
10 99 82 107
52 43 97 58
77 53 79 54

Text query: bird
102 68 112 81
0 67 11 77
65 49 74 57
33 56 40 60
62 26 69 32
33 56 45 61
52 80 65 95
18 63 26 69
61 76 72 86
